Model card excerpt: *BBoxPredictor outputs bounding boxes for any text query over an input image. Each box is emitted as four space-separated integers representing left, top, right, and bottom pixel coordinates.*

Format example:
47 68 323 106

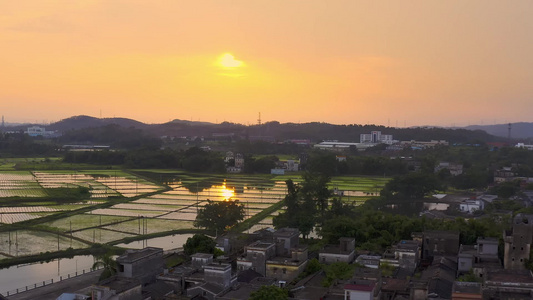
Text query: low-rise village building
458 237 500 276
319 237 356 264
92 247 167 300
355 255 381 269
435 162 464 176
115 247 164 285
459 199 484 214
451 281 482 300
237 228 309 284
380 240 420 272
494 167 517 183
483 269 533 299
422 230 460 260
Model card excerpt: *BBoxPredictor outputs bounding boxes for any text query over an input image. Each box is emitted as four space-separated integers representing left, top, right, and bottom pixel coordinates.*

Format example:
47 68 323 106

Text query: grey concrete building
91 277 142 300
116 247 164 285
318 237 356 264
236 241 276 276
422 230 460 259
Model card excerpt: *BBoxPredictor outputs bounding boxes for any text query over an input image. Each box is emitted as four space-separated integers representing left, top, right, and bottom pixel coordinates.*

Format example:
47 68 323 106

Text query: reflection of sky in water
0 255 95 296
116 234 194 250
0 234 196 295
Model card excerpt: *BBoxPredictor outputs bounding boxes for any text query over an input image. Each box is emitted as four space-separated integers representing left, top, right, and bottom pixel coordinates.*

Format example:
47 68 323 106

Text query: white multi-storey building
360 131 395 144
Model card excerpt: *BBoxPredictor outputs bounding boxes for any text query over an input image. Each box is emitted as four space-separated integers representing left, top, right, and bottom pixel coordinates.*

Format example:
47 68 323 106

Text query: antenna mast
257 112 262 126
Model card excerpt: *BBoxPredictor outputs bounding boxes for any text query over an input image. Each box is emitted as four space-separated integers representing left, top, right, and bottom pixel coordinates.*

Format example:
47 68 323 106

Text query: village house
318 237 356 264
422 230 460 260
435 162 464 176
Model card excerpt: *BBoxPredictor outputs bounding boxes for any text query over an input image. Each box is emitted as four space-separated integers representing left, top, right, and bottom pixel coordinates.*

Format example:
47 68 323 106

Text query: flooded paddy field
0 169 389 273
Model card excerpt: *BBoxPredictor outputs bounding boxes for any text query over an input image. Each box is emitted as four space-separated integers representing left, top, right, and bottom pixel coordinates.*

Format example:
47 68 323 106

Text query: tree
92 252 117 281
273 173 331 238
300 172 331 223
249 285 288 300
380 172 443 201
194 200 245 232
183 234 217 256
322 262 356 287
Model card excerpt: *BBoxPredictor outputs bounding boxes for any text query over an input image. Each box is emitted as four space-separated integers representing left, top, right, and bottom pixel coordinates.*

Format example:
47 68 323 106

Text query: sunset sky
1 1 532 127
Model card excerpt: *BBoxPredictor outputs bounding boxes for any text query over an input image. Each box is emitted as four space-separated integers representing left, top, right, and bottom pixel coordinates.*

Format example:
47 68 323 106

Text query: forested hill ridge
9 115 508 144
465 122 533 139
48 115 149 131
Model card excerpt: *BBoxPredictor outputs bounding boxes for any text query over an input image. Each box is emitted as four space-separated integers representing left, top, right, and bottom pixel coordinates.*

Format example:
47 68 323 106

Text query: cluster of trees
240 122 497 144
235 140 304 155
183 234 219 256
243 155 279 174
380 172 444 201
318 200 509 253
64 147 226 172
59 124 162 150
0 133 56 156
305 150 409 177
194 200 246 232
273 172 331 238
377 145 533 201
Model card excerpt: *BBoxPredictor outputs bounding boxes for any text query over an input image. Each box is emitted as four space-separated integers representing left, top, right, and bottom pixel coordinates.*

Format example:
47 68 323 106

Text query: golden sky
1 0 532 126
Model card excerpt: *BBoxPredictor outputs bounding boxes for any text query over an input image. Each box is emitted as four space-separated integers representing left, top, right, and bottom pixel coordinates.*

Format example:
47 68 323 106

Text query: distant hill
169 119 215 126
47 115 148 131
7 115 512 144
464 122 533 139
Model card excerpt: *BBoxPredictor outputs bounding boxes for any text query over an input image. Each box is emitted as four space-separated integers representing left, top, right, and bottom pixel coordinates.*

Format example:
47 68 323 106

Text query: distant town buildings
360 131 395 144
24 126 58 138
516 143 533 150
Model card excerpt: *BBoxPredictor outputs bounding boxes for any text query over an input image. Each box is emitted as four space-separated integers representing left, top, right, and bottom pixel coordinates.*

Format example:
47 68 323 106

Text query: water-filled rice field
0 230 89 257
0 170 388 260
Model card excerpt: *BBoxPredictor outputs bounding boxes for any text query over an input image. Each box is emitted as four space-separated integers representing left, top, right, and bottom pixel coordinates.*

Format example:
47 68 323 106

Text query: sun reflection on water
217 181 234 201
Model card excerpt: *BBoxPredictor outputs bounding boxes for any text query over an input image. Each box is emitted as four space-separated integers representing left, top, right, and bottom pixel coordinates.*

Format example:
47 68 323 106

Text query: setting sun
218 53 244 68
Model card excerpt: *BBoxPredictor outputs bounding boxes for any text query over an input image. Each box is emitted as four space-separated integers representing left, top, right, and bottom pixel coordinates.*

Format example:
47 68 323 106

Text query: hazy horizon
2 113 528 129
2 1 532 127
